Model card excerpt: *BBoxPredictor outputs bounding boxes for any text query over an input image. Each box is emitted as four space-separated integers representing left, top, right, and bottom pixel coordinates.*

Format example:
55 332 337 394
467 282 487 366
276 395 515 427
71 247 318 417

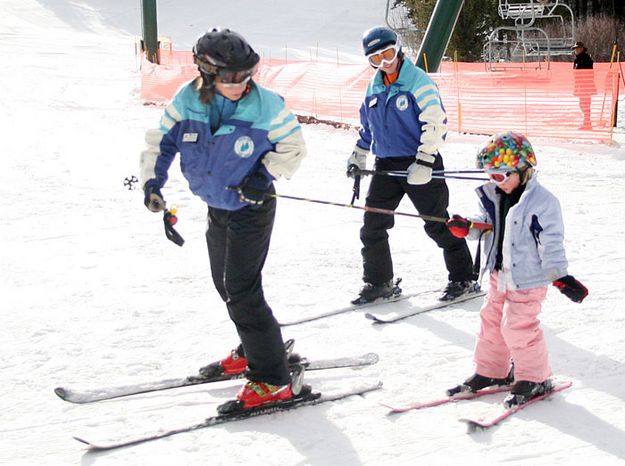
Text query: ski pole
351 168 488 181
434 174 490 181
350 173 361 205
271 193 492 230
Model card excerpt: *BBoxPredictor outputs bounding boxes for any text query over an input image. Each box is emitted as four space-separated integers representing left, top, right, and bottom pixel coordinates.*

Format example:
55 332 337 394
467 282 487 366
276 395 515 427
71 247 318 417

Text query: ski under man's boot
446 367 515 397
217 363 309 414
351 279 398 305
198 339 296 379
439 280 480 302
503 379 554 408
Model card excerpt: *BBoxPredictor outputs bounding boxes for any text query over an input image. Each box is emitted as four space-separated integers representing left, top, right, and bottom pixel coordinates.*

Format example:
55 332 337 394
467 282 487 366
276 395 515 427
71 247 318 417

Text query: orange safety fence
141 50 621 143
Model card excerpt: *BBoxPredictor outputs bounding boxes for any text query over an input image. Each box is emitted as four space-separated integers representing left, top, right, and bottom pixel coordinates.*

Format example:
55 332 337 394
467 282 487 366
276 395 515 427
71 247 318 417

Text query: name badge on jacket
368 97 378 108
182 133 199 143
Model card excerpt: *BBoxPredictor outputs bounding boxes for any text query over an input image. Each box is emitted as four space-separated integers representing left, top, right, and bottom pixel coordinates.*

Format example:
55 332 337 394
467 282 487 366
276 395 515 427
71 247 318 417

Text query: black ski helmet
193 28 260 76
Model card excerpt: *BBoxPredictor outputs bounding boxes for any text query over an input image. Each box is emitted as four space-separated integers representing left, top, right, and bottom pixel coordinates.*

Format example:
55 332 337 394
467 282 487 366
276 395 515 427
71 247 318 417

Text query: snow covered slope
2 1 625 464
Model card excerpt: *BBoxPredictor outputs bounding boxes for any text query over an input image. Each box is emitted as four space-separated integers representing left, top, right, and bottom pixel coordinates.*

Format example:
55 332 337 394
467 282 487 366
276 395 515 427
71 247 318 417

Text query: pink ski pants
474 272 551 383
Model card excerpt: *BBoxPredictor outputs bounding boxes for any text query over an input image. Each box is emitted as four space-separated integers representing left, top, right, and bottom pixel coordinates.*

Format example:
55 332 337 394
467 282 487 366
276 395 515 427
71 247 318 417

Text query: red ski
382 385 512 413
459 381 572 430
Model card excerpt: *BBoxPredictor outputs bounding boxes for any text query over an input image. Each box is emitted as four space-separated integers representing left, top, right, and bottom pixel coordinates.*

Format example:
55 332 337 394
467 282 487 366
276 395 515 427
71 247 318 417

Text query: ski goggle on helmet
476 131 537 183
217 67 257 87
362 26 401 68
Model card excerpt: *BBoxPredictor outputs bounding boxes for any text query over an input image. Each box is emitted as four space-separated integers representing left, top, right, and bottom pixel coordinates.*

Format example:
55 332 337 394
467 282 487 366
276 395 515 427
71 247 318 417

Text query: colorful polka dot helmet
476 131 537 173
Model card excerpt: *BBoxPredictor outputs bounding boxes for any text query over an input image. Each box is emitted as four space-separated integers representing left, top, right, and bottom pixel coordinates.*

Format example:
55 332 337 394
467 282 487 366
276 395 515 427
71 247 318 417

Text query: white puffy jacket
469 175 569 291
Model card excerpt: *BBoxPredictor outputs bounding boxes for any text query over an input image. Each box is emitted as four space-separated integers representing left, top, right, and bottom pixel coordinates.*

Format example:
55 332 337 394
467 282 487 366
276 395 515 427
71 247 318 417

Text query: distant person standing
573 41 594 70
572 41 594 129
346 26 476 304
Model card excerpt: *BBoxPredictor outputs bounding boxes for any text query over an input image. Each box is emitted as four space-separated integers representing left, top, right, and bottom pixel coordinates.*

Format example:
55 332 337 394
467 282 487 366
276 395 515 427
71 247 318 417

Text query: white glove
346 145 368 178
407 152 436 185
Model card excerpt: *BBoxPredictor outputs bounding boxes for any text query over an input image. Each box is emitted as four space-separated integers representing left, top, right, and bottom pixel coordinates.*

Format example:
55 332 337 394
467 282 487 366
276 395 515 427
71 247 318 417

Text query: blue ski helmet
362 26 400 55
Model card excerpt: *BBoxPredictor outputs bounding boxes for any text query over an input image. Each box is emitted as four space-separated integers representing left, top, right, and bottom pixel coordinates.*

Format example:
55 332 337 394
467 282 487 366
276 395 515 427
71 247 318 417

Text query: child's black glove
552 275 588 303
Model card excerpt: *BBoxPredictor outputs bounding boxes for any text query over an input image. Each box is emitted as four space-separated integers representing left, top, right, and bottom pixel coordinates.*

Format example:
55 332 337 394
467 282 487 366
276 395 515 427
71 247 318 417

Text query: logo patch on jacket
396 95 409 111
530 214 543 246
234 136 254 158
182 133 198 142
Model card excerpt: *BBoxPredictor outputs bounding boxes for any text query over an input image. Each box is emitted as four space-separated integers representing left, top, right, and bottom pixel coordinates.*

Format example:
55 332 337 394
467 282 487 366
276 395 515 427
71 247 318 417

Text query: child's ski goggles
488 171 514 183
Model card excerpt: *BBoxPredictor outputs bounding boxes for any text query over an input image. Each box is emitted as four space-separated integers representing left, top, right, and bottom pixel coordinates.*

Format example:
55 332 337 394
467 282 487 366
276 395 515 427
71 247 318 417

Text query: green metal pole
141 0 159 64
415 0 464 73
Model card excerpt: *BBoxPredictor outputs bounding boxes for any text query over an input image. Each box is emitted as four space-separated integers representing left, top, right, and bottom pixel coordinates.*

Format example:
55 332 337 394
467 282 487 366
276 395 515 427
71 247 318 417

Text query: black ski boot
446 368 514 396
439 280 480 301
351 279 398 305
503 379 554 408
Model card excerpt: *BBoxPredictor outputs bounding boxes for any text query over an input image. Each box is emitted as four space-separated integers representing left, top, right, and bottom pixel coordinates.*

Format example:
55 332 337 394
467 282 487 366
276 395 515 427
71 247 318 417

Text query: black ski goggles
196 57 257 86
215 67 257 86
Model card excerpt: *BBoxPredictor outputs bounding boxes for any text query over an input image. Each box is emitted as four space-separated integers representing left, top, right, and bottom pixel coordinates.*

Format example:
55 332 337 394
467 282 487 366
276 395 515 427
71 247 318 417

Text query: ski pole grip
471 221 492 231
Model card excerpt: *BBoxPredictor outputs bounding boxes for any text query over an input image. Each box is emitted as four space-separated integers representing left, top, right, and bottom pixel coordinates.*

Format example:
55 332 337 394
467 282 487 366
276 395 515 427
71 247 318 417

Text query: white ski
278 289 438 326
365 290 485 324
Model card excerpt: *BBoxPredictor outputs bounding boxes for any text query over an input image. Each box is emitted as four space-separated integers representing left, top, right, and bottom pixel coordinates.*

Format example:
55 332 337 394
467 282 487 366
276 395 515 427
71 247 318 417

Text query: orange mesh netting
140 50 621 143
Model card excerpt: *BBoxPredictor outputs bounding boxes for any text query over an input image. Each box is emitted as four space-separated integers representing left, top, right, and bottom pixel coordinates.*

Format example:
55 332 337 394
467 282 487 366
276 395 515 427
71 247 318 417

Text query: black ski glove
144 179 165 212
235 171 272 205
552 275 588 303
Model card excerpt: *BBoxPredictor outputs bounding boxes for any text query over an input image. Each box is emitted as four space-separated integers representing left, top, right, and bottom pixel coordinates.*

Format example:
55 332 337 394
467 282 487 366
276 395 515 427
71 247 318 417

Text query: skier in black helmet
347 26 477 304
140 28 307 412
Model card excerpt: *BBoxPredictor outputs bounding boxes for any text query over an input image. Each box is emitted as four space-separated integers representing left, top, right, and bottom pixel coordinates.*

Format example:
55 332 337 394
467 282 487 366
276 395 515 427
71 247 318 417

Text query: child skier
445 131 588 407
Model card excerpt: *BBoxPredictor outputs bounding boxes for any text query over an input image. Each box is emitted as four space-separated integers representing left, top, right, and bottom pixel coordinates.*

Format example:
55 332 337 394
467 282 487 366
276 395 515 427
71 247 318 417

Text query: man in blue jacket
140 28 307 412
347 26 476 304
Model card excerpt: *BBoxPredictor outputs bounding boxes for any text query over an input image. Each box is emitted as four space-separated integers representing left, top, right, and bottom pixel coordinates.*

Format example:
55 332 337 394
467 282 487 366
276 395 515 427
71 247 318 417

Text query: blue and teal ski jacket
140 78 306 211
356 58 448 158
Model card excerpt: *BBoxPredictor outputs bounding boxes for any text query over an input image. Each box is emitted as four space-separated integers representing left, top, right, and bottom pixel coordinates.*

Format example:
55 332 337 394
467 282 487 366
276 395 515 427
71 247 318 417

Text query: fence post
141 0 159 64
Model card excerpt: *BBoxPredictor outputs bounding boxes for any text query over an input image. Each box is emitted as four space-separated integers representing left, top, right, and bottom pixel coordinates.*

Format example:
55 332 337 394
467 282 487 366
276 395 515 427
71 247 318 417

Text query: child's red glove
446 215 471 238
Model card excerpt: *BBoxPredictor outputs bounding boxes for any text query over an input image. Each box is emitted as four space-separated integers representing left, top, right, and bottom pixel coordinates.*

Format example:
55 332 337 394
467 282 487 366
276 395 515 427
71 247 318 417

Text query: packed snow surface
2 1 625 464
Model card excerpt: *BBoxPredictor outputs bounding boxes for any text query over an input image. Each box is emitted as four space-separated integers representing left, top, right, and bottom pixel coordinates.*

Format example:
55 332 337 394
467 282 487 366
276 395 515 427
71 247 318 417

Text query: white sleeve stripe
165 103 182 121
160 103 182 131
270 108 292 126
268 119 300 142
417 94 440 109
161 114 177 130
413 84 438 99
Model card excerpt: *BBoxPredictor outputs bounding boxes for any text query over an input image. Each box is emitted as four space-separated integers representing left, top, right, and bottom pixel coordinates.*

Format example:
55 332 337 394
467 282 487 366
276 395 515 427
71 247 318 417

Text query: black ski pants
360 155 474 285
205 191 290 386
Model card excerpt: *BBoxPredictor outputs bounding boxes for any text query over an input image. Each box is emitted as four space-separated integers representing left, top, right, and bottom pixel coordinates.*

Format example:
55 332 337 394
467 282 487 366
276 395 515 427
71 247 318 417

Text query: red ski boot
198 345 247 378
198 339 297 379
217 363 307 414
236 381 294 409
